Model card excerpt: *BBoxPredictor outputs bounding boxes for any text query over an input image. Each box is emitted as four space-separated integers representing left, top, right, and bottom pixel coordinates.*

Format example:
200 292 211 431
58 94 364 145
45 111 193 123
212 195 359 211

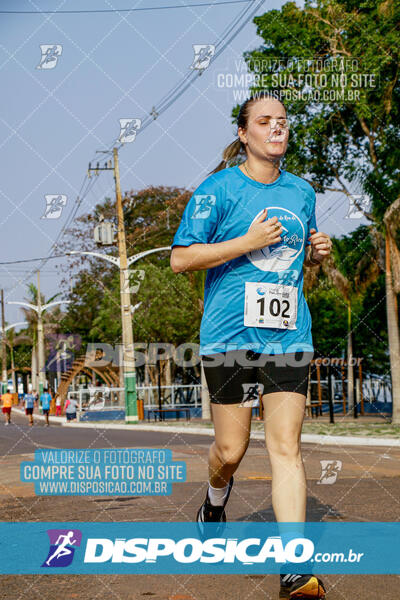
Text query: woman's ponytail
208 137 244 175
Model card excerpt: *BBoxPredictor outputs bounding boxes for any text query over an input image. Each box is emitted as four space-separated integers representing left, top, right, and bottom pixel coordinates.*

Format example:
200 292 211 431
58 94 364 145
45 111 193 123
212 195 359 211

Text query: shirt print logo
191 195 216 219
42 529 82 567
246 207 305 272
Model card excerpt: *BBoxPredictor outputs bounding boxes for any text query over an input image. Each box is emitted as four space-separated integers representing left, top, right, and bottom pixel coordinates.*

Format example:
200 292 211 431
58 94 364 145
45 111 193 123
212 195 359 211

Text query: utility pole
36 271 46 396
1 290 7 393
77 151 170 422
113 147 137 423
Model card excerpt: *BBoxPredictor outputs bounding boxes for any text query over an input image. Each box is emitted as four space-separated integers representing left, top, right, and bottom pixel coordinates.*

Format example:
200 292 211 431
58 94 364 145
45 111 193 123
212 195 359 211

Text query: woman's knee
266 432 301 460
213 439 248 466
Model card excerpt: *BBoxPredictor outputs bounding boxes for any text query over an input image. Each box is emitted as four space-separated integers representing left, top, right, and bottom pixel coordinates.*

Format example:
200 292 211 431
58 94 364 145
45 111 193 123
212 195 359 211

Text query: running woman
1 389 13 425
171 92 332 599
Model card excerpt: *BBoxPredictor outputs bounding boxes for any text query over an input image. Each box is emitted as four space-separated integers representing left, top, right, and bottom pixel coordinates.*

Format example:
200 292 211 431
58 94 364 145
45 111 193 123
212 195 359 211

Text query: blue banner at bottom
0 522 398 574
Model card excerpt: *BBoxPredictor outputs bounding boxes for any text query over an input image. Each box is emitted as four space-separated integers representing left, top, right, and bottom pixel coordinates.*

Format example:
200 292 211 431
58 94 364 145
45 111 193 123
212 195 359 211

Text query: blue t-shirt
24 394 35 409
40 393 52 410
171 166 317 356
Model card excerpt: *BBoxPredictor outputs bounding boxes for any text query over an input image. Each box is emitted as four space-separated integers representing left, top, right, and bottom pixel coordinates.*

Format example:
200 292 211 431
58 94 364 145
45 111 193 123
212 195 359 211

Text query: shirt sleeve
306 189 318 246
171 176 222 248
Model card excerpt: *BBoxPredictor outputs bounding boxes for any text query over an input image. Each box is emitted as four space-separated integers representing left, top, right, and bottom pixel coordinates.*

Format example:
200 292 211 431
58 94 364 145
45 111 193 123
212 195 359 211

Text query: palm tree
383 199 400 424
5 326 30 392
305 228 380 415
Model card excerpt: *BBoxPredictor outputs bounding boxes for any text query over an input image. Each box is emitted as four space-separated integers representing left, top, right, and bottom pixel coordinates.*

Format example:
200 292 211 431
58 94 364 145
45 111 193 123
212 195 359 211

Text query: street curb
12 408 400 447
63 421 400 447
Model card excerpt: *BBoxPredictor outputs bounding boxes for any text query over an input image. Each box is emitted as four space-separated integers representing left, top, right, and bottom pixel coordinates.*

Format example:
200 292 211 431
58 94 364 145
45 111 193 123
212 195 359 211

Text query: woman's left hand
308 228 332 263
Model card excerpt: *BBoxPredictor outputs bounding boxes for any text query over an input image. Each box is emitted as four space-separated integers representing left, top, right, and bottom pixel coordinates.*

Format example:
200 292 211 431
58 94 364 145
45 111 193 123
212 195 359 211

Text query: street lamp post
1 290 7 393
114 147 137 423
36 271 46 396
8 272 70 396
85 146 171 423
67 246 170 423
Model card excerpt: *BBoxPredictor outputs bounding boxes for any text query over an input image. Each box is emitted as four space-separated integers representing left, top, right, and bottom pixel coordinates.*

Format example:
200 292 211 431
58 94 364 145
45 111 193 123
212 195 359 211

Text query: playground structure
307 357 365 417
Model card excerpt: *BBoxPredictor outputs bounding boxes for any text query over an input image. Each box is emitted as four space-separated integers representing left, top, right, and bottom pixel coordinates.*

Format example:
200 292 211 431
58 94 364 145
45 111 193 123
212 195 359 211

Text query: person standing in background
55 395 62 416
40 388 52 427
65 396 78 422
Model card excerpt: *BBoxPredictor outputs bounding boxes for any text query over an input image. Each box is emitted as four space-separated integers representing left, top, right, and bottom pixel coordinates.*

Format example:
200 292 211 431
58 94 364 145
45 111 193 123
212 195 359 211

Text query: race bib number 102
244 281 298 330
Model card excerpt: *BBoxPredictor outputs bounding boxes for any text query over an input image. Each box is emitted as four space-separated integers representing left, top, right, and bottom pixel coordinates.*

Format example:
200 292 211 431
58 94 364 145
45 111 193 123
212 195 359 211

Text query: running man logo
345 195 372 219
42 529 82 568
41 195 67 219
190 44 215 71
36 45 63 69
240 383 264 407
191 195 216 219
128 269 145 294
45 334 81 373
119 118 142 143
317 460 342 485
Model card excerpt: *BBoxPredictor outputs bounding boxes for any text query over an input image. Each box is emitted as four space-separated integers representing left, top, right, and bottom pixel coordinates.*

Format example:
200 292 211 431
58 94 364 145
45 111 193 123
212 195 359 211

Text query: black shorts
202 349 312 405
42 409 50 415
26 407 33 415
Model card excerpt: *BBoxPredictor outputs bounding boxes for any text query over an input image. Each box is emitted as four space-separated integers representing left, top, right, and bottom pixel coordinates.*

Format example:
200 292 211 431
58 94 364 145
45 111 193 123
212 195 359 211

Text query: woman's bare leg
208 403 253 487
263 392 307 521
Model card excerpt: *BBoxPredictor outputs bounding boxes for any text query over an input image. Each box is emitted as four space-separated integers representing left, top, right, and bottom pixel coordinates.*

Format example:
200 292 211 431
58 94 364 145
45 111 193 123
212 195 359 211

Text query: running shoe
196 476 234 536
279 574 326 599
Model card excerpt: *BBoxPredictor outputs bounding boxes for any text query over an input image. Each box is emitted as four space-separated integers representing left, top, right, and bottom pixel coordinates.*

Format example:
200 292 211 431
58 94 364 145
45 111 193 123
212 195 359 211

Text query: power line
33 0 264 273
105 0 265 152
0 255 71 266
0 1 255 15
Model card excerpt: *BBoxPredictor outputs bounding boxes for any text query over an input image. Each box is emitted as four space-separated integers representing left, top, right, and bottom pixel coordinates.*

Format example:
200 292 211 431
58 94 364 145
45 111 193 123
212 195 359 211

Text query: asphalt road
1 410 399 599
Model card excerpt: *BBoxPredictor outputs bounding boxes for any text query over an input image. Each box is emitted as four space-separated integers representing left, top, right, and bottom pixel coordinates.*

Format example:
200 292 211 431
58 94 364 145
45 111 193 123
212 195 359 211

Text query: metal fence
68 384 202 414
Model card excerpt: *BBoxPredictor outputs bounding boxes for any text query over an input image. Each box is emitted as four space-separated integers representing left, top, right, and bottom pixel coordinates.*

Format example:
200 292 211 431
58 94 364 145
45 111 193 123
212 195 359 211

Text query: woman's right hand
243 208 283 252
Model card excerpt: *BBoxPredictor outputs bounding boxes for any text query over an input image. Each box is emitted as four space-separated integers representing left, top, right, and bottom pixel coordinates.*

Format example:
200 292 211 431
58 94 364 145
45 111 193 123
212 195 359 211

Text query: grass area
303 422 400 437
87 418 400 437
250 420 399 437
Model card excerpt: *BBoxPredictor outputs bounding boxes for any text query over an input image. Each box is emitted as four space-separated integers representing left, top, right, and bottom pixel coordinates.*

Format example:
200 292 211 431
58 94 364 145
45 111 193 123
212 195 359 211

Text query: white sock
208 482 230 506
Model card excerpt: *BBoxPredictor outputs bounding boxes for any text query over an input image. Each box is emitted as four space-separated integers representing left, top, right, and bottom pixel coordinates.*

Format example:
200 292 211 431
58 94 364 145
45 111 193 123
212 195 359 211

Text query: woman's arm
171 209 282 273
171 236 251 273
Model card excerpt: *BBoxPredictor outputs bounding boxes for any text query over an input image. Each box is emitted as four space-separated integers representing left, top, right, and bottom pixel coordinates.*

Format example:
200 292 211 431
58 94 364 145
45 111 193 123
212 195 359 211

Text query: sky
0 0 368 326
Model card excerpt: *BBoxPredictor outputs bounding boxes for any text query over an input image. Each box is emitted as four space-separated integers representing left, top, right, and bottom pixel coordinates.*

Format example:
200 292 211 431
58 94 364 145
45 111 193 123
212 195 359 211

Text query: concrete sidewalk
12 407 400 448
